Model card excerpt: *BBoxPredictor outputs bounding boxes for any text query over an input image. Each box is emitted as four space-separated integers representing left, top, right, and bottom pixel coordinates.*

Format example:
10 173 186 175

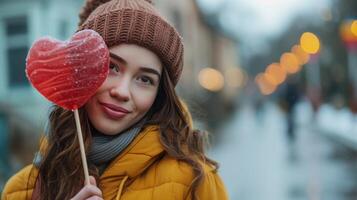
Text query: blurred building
0 0 83 188
155 0 241 127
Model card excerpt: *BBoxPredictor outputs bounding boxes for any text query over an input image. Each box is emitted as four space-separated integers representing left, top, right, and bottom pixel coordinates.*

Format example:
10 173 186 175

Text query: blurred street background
1 0 357 199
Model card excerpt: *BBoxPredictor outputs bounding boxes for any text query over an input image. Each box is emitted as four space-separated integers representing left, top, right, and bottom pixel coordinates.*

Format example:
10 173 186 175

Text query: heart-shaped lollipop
26 29 109 110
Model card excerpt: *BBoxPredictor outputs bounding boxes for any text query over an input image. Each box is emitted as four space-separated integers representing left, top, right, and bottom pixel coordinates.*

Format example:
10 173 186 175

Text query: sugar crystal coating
26 29 110 110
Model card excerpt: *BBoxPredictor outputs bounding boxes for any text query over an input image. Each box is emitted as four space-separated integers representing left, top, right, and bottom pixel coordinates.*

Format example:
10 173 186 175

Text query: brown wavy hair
32 0 218 199
34 66 218 200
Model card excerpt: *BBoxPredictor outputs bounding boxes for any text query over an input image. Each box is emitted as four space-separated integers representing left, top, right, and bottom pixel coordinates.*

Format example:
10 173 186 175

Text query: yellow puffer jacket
2 125 228 200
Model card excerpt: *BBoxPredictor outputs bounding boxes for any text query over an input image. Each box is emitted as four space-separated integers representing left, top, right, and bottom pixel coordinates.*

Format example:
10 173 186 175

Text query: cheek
133 89 158 112
85 97 97 119
86 79 108 109
85 87 104 120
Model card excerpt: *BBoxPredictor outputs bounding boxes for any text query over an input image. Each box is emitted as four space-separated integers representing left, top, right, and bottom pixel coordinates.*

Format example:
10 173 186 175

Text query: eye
109 62 120 73
137 75 154 85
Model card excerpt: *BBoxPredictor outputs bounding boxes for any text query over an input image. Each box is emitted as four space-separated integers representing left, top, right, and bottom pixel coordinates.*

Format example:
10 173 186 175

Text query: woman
2 0 228 199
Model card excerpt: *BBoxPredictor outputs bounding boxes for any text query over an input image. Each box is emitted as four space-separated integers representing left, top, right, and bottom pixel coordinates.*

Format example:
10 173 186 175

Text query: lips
99 102 130 119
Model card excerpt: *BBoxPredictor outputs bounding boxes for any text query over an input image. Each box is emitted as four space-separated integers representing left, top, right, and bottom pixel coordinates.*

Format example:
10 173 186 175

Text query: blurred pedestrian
282 78 301 143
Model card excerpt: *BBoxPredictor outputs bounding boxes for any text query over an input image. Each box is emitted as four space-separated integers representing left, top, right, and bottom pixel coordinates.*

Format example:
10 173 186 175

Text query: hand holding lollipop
26 29 109 185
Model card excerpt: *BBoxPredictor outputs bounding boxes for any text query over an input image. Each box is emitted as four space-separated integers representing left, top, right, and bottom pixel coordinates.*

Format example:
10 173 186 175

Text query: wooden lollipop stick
74 109 90 186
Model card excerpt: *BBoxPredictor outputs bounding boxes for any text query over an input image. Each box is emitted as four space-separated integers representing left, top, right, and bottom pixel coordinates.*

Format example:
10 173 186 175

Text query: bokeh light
340 20 357 50
198 68 225 92
255 73 276 95
291 45 310 65
265 63 286 84
263 72 279 86
225 67 246 88
351 20 357 36
300 32 320 54
280 53 301 74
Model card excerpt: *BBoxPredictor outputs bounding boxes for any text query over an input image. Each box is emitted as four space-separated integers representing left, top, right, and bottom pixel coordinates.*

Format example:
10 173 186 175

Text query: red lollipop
25 29 109 185
26 29 109 110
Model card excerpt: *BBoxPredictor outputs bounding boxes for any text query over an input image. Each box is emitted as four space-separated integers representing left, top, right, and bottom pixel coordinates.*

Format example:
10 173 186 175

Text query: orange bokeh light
300 32 320 54
280 53 301 74
198 68 225 92
291 45 310 65
351 20 357 37
265 63 286 85
255 73 276 95
340 20 357 42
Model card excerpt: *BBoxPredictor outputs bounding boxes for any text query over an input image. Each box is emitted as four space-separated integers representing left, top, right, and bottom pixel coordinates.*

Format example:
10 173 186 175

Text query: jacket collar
100 125 165 179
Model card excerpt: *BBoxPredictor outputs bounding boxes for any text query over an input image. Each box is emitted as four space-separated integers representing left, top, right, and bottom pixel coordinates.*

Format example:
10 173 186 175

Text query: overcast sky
196 0 332 55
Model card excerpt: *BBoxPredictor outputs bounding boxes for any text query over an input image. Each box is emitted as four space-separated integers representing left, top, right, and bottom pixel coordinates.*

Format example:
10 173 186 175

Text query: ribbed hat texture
78 0 184 85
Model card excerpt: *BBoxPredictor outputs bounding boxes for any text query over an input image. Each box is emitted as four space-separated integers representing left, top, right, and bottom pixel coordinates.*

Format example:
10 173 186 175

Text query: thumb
87 176 97 186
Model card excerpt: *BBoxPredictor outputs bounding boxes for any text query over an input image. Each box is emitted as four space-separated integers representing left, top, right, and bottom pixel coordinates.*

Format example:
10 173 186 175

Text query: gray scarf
33 118 146 169
88 119 145 165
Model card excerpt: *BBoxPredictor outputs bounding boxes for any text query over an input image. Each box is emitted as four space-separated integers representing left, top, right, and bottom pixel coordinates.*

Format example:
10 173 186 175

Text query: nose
109 78 130 102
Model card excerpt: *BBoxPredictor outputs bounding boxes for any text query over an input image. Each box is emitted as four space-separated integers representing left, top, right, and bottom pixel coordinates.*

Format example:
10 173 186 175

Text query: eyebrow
110 52 161 79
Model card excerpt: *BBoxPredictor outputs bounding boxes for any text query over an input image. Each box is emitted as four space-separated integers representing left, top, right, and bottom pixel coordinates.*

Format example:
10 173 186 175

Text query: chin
90 118 125 135
99 125 125 136
101 130 120 136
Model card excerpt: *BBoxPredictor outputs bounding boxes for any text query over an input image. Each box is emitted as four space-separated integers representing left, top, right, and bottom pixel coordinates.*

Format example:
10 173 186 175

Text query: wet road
210 102 357 200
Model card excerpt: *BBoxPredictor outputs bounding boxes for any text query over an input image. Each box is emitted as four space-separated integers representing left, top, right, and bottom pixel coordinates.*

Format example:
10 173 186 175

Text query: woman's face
85 44 162 135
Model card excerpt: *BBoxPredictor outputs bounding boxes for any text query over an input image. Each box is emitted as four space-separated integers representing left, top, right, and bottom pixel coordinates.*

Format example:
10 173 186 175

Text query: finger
89 176 97 186
71 185 102 200
86 196 104 200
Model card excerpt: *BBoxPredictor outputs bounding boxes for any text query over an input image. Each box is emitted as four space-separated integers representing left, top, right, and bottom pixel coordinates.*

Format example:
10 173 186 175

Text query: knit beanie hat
78 0 184 86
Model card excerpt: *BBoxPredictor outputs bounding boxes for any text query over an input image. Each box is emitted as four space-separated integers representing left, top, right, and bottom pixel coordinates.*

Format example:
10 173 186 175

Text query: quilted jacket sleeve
1 165 37 200
195 170 229 200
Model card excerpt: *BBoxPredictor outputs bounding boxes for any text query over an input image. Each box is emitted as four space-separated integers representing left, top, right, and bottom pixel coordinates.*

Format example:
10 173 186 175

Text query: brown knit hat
78 0 184 86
